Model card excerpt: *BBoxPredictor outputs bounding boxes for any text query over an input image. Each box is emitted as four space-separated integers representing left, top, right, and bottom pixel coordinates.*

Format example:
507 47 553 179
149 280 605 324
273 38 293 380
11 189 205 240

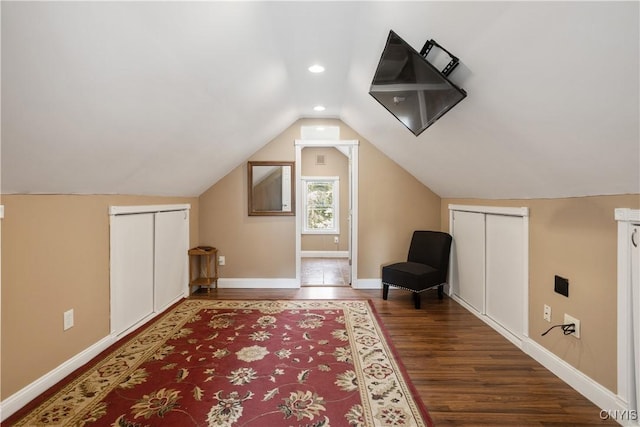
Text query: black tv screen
369 30 467 136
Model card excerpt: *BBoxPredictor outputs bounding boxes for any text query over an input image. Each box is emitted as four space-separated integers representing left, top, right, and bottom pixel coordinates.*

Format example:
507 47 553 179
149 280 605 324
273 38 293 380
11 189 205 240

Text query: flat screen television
369 30 467 136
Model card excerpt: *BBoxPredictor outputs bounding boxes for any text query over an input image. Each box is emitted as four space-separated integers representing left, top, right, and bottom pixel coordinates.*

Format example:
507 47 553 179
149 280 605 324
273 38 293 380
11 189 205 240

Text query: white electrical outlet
63 309 74 331
218 255 225 266
564 313 580 339
334 236 339 244
543 304 551 322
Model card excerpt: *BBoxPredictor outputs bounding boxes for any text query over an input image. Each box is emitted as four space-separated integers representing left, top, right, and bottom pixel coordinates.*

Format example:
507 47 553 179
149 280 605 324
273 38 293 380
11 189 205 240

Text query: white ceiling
2 1 638 198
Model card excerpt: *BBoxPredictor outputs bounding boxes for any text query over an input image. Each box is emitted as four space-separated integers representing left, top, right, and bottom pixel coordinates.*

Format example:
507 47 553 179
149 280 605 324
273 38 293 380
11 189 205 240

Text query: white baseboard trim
0 335 116 422
449 294 626 425
523 339 628 424
0 298 189 422
217 278 299 289
352 278 382 289
301 251 349 258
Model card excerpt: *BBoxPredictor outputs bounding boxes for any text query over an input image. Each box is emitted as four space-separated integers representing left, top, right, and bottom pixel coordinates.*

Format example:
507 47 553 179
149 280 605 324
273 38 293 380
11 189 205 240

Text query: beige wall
1 194 199 399
441 194 640 392
354 126 442 278
198 122 297 278
199 118 443 280
2 135 633 404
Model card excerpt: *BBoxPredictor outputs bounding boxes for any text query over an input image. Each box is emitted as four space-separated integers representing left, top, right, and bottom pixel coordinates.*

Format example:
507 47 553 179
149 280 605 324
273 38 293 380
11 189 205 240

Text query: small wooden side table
188 246 218 293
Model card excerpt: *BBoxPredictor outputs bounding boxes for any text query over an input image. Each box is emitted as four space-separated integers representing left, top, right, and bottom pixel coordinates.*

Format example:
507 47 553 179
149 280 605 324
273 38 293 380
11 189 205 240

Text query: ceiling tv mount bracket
420 39 460 77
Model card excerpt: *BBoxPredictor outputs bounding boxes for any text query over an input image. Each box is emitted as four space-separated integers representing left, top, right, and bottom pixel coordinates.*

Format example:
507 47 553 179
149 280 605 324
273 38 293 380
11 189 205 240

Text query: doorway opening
295 139 359 288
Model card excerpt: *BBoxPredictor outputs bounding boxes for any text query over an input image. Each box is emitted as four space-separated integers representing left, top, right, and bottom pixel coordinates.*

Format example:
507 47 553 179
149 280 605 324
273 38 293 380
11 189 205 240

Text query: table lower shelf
190 277 218 293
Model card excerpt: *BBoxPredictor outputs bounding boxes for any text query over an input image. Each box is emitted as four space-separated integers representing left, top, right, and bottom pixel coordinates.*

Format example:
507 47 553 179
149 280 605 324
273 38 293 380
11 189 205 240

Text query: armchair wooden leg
437 285 444 300
382 284 389 300
413 292 421 309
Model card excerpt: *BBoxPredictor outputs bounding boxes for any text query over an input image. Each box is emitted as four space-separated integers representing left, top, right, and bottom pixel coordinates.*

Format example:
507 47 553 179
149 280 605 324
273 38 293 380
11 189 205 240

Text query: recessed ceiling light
313 105 326 112
308 64 325 73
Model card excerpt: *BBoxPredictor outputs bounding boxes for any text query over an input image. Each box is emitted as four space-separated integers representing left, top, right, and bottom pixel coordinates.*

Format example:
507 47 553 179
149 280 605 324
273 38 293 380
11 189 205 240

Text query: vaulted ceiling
2 1 638 199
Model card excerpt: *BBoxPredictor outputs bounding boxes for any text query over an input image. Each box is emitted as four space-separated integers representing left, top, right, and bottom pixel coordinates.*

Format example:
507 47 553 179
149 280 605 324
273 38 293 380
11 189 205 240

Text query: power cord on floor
541 323 576 336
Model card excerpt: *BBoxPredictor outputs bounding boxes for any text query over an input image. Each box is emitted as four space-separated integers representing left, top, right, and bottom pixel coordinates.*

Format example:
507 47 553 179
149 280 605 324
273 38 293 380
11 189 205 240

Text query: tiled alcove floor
301 258 350 286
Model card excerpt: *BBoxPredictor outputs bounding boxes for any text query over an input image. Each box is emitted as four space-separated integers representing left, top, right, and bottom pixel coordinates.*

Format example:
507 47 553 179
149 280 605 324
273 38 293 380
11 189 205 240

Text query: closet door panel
485 214 524 338
110 214 154 336
154 210 189 312
452 210 485 313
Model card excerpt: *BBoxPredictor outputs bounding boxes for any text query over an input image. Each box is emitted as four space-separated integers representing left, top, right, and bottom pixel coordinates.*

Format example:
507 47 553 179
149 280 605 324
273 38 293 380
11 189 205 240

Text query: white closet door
485 214 525 339
452 210 485 313
154 210 189 312
110 214 154 336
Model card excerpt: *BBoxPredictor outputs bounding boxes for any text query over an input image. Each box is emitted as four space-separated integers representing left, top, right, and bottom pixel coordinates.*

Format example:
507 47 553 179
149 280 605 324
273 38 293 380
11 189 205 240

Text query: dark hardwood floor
193 286 616 426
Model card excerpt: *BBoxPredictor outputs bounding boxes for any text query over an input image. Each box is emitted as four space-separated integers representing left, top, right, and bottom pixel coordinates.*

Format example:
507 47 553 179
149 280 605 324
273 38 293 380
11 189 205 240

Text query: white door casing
616 208 640 416
632 224 640 412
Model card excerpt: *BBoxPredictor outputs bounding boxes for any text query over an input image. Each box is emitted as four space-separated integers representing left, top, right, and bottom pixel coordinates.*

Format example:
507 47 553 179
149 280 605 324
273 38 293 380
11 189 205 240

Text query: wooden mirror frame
248 161 295 216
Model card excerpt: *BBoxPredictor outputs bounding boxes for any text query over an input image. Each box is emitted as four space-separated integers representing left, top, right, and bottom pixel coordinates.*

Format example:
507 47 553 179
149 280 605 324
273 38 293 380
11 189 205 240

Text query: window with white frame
302 176 339 234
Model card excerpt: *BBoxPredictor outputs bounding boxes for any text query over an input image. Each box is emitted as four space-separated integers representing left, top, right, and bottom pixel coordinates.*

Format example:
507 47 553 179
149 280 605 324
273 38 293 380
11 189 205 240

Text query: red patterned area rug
10 299 433 426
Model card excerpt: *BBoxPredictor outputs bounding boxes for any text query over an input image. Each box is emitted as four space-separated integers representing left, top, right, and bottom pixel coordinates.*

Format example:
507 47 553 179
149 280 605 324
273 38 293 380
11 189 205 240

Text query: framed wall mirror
248 161 295 216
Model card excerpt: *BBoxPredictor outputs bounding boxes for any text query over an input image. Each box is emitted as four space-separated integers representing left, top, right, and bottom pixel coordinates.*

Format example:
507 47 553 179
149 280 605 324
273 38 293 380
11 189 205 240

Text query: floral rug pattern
11 299 432 426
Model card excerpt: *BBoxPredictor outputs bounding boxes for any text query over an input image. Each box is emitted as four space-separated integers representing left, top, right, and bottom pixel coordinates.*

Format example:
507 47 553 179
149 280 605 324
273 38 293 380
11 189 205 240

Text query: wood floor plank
193 286 616 426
